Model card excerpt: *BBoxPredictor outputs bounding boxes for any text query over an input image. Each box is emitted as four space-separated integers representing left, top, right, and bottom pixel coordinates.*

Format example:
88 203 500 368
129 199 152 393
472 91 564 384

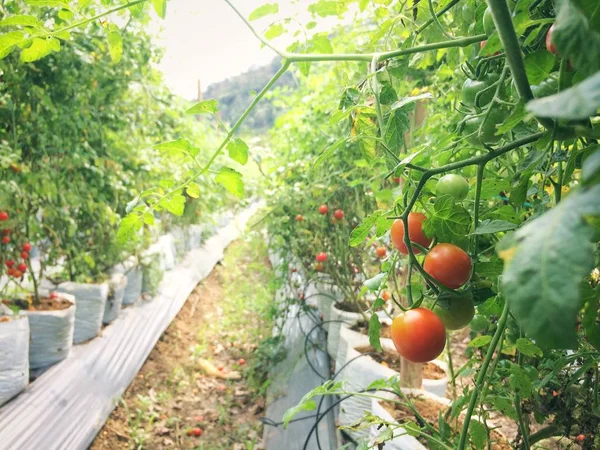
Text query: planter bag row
103 273 127 325
113 258 142 306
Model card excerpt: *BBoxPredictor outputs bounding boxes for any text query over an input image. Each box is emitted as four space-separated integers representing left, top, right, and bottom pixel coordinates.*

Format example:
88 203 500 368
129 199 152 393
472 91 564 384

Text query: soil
31 298 72 311
351 320 392 339
382 395 511 450
355 346 446 380
91 240 271 450
334 300 370 313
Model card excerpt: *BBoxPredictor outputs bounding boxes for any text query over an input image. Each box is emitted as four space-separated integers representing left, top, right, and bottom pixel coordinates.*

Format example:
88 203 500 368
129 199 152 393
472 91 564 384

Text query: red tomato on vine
390 213 432 254
315 252 327 263
21 251 29 259
5 259 14 268
391 308 446 363
375 246 387 258
17 263 27 272
546 24 557 54
318 204 328 215
22 243 32 252
423 243 472 289
0 211 7 221
333 209 344 220
295 214 304 222
1 236 9 244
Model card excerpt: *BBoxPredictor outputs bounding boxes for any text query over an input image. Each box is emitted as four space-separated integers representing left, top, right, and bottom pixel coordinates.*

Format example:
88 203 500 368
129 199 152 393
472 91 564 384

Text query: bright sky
156 0 296 99
155 0 348 99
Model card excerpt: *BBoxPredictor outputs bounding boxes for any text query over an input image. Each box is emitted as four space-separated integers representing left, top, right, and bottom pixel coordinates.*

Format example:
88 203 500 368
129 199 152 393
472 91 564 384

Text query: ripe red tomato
319 204 328 215
21 251 29 259
5 259 14 268
391 308 446 363
576 434 585 442
1 236 9 244
187 427 203 437
22 243 32 252
49 292 58 299
295 214 304 222
316 252 327 262
381 291 391 302
390 213 432 254
375 246 387 258
238 358 246 365
17 263 27 273
546 24 556 54
0 211 7 221
6 268 15 277
12 270 22 278
423 244 472 289
334 209 344 220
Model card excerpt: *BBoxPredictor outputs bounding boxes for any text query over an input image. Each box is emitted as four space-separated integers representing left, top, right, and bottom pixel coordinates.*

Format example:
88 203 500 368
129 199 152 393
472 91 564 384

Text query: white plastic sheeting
57 282 108 344
0 315 29 407
103 273 127 325
23 294 75 369
327 304 362 359
0 205 259 450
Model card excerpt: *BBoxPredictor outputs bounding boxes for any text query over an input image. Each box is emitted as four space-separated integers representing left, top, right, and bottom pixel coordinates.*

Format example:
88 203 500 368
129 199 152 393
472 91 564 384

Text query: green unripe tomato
433 292 475 330
461 74 499 107
463 109 504 146
483 8 495 37
511 73 559 100
436 174 470 201
469 314 490 332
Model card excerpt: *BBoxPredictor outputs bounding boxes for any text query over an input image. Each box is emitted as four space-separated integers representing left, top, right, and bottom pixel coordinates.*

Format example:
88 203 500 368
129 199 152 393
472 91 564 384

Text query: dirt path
91 237 277 450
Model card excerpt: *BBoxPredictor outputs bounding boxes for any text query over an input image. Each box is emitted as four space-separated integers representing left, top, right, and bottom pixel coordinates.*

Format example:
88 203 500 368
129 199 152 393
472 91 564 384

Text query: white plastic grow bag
185 225 203 251
140 246 163 298
158 235 176 271
327 304 363 359
103 273 127 325
114 258 142 306
314 282 342 331
340 341 449 443
0 315 29 407
171 227 186 260
22 293 75 369
57 282 108 343
335 323 393 379
370 389 450 450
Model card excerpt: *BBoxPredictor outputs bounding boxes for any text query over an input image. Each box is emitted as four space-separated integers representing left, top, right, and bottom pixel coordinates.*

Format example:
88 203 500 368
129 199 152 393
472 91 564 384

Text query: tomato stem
471 162 485 262
515 329 531 449
457 300 509 450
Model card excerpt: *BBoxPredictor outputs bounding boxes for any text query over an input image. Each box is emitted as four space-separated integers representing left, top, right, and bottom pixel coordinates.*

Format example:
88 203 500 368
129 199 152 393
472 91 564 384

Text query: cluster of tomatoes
389 175 475 363
1 211 32 280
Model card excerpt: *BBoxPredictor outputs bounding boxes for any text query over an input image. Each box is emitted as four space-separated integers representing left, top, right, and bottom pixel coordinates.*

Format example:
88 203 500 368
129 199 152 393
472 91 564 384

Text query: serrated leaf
264 23 284 40
142 212 154 225
160 193 186 216
215 167 244 198
501 185 600 349
496 102 527 134
126 195 140 214
509 368 533 398
470 219 517 235
154 138 199 158
350 210 384 246
118 214 143 242
249 3 278 21
384 108 410 151
186 99 218 115
227 138 249 165
0 15 44 29
582 148 600 185
339 87 361 110
389 92 433 111
422 195 471 243
468 335 492 348
106 28 123 64
151 0 167 18
0 31 25 59
186 182 201 198
469 419 487 450
20 37 60 62
369 314 382 352
364 273 386 291
523 50 555 85
526 71 600 120
379 83 397 105
516 338 543 357
582 283 600 350
312 33 333 53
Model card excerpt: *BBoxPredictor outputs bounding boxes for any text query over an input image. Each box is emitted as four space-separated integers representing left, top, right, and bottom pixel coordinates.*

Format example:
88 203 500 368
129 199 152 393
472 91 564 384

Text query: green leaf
186 182 201 199
489 396 518 420
468 335 492 348
20 37 60 63
363 273 387 291
496 102 527 135
379 84 398 105
0 15 44 29
57 9 74 21
389 92 433 111
516 338 543 357
118 214 143 242
553 0 600 77
339 87 361 110
581 147 600 185
106 28 123 64
154 138 199 158
151 0 167 18
350 210 384 246
470 219 518 235
142 212 154 225
249 3 278 21
312 33 333 53
526 71 600 120
469 420 487 450
26 0 71 8
308 0 340 17
582 283 600 350
264 23 284 40
227 138 249 165
384 108 410 151
523 50 555 85
368 314 382 352
500 185 600 349
215 167 244 198
282 380 341 427
186 99 218 115
422 195 472 244
313 136 349 170
160 193 186 216
0 31 25 59
509 366 533 398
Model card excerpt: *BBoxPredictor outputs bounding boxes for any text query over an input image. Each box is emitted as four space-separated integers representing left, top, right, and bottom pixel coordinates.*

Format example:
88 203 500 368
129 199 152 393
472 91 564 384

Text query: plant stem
457 300 509 450
471 162 485 261
370 54 385 132
515 329 531 450
522 425 561 448
446 333 456 399
416 0 463 34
